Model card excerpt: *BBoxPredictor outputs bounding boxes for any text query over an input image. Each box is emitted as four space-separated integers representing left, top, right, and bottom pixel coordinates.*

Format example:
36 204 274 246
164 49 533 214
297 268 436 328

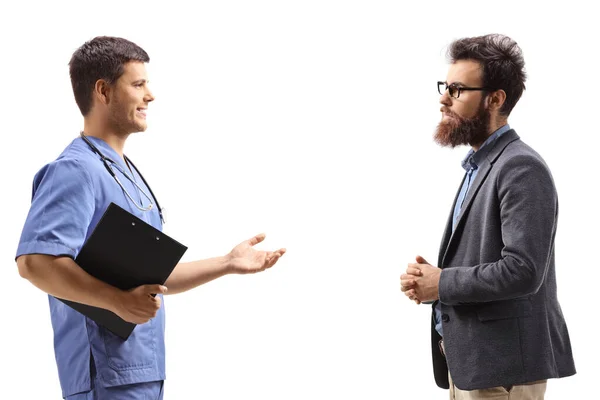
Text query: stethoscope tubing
80 132 165 223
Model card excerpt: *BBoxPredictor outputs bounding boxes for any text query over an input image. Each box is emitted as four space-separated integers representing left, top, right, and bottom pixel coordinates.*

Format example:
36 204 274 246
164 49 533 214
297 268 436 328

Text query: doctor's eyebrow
132 79 150 85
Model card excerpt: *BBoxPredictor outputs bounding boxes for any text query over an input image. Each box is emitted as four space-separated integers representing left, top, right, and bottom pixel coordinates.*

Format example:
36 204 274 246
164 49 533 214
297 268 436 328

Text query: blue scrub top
16 136 166 398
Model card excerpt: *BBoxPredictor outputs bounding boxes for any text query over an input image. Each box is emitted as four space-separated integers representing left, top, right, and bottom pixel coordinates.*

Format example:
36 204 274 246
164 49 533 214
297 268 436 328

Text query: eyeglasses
437 81 495 99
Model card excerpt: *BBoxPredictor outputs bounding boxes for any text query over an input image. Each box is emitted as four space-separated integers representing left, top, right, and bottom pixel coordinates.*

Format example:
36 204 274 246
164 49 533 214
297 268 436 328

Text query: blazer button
442 314 450 323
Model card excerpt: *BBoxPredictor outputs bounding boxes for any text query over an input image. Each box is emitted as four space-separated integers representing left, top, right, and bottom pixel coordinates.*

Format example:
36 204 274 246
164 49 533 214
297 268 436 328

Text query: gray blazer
431 129 576 390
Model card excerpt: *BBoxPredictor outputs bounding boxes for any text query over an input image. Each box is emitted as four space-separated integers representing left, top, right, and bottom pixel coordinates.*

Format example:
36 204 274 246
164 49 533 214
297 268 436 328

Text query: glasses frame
437 81 495 99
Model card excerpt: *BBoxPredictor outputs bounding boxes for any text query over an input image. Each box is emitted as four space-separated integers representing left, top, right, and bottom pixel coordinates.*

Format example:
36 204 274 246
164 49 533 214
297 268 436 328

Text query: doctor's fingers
131 306 159 323
247 233 267 247
122 308 156 324
273 248 287 258
129 293 161 314
265 249 286 267
128 314 154 324
132 298 160 314
263 255 279 270
141 284 168 295
152 295 162 309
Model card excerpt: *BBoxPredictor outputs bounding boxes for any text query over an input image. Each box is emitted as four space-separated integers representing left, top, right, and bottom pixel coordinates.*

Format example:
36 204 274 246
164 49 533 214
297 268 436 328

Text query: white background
1 1 598 399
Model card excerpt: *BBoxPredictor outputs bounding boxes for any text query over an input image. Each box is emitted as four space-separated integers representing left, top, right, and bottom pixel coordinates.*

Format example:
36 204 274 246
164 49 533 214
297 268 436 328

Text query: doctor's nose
145 88 155 103
145 94 155 103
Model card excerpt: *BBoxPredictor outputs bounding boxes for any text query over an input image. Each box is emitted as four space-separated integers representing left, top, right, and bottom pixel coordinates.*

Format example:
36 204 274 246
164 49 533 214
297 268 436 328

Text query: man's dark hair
448 34 526 116
69 36 150 116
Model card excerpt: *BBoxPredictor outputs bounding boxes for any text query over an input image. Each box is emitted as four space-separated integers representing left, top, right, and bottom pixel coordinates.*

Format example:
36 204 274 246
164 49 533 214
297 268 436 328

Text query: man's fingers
406 289 422 304
401 272 420 280
416 255 431 265
405 265 422 276
247 233 266 247
400 279 415 291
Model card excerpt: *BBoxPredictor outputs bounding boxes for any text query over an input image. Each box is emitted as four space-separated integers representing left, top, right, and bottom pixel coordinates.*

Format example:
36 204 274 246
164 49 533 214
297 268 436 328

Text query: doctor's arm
17 254 166 324
163 233 286 295
438 155 557 305
16 159 165 324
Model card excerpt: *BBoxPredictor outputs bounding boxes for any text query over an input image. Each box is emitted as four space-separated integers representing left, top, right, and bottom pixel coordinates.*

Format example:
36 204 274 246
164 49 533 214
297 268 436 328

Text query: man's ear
488 89 506 112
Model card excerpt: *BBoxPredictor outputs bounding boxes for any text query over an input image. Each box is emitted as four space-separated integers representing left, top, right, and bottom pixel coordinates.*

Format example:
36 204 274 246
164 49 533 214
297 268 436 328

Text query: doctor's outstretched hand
226 233 286 274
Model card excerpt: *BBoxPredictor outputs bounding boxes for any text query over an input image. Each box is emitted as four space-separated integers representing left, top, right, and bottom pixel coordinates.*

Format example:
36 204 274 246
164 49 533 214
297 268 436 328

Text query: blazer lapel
437 174 466 267
439 130 521 267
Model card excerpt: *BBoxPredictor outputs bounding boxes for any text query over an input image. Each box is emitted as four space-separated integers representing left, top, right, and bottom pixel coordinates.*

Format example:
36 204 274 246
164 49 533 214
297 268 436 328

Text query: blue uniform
16 136 166 398
66 381 164 400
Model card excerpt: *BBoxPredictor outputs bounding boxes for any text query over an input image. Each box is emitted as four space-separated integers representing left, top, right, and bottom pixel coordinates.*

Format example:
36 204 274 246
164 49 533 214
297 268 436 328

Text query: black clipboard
56 202 187 340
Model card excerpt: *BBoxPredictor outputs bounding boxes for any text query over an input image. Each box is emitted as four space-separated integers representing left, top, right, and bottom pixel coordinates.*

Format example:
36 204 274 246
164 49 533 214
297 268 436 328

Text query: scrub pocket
101 319 157 371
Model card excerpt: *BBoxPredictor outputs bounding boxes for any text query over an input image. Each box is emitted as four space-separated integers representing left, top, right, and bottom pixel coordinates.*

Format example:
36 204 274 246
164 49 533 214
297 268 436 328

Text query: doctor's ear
94 79 112 106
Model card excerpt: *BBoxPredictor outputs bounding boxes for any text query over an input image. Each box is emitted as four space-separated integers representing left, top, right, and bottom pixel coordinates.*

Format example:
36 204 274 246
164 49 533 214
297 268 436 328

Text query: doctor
15 36 286 400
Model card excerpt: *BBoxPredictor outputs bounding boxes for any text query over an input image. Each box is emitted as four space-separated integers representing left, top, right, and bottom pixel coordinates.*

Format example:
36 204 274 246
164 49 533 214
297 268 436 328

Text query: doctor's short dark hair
69 36 150 116
447 34 526 116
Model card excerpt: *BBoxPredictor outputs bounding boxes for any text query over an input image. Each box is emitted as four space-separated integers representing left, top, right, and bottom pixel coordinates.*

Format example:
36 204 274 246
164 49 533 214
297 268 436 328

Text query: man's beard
434 103 490 148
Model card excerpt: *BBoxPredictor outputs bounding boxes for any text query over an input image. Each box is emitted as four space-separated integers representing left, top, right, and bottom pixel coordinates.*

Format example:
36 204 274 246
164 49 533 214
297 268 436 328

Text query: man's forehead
446 60 482 85
122 61 149 80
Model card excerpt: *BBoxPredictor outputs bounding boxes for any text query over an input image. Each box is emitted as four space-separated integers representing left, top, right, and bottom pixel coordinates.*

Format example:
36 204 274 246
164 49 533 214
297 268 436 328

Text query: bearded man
400 34 576 399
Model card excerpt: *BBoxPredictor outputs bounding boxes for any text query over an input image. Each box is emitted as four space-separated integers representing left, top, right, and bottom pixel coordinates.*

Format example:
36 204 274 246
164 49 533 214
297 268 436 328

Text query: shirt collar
80 135 130 172
461 124 511 172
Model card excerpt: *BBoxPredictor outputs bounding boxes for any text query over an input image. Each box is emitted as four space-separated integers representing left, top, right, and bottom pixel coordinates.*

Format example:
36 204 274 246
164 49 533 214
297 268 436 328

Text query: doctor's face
107 61 155 134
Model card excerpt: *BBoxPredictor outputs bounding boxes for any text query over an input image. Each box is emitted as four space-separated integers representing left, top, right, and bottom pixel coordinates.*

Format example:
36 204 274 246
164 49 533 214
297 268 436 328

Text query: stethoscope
80 132 165 224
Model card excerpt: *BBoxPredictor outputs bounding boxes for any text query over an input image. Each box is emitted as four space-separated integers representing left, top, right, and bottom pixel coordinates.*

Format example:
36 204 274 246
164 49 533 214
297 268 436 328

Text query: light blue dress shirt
16 136 166 398
434 124 511 336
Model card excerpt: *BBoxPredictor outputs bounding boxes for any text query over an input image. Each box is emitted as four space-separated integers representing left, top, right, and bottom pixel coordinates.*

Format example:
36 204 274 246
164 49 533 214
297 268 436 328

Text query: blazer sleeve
438 154 557 304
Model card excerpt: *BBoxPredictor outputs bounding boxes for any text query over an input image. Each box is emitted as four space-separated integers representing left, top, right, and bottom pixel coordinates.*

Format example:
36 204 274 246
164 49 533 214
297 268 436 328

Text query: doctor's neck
83 119 130 160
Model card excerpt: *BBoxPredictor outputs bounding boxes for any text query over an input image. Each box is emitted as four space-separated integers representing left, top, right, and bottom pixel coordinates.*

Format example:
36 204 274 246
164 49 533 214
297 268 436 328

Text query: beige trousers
448 373 547 400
